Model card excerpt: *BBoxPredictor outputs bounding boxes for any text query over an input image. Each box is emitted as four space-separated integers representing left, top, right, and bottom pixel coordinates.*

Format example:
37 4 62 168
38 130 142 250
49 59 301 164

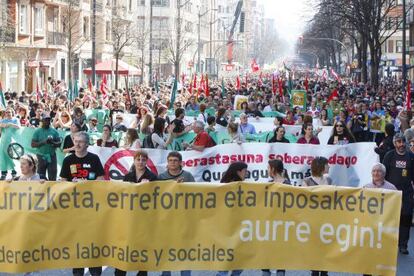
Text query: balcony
0 26 16 43
47 31 66 46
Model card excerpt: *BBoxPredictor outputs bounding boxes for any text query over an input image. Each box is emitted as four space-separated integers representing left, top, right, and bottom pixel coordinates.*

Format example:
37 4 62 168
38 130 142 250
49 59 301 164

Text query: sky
260 0 316 49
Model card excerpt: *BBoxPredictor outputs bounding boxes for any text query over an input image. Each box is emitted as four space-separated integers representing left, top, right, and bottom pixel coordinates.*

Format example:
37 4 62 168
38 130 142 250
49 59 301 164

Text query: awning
83 59 141 76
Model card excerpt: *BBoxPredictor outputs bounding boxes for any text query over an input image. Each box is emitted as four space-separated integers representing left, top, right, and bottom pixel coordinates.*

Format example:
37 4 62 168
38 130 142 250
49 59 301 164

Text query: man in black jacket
382 133 414 254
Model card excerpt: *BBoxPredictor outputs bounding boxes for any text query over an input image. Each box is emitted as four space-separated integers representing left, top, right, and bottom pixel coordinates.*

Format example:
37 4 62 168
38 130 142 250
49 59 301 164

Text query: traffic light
239 12 245 33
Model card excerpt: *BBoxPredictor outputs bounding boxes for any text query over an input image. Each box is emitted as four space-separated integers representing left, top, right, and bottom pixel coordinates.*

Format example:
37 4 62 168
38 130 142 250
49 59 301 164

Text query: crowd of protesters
1 72 414 275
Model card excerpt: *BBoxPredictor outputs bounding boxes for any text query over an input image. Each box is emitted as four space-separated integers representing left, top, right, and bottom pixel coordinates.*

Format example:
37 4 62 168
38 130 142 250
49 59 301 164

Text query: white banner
89 142 378 187
116 114 333 144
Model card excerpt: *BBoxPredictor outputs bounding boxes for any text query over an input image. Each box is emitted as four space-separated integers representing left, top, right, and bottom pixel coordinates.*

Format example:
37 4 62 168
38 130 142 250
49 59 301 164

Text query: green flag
221 78 225 98
155 78 160 94
169 78 178 110
73 80 79 99
68 80 73 102
0 81 5 109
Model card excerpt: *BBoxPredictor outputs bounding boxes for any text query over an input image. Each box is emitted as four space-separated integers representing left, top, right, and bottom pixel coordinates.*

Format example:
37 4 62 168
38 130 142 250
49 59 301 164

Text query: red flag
181 73 185 86
44 78 48 101
88 78 93 92
407 80 411 110
189 74 193 95
205 74 209 97
36 80 40 103
278 78 283 98
327 89 339 103
236 76 241 90
100 75 108 95
272 74 276 95
304 75 309 92
251 59 260 72
200 74 205 90
193 74 197 89
258 72 263 86
330 68 342 83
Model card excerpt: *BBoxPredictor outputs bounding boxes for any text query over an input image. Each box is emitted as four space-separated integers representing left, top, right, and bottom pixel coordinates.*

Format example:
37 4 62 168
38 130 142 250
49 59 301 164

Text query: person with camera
31 112 61 180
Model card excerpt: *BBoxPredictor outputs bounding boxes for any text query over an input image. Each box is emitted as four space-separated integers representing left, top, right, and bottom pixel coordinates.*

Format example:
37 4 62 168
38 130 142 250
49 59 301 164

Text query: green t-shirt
32 127 60 157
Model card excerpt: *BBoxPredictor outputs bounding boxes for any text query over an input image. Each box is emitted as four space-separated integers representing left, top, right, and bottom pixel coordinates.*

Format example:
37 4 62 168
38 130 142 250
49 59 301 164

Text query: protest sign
233 95 248 110
0 181 400 275
290 90 307 110
90 142 378 186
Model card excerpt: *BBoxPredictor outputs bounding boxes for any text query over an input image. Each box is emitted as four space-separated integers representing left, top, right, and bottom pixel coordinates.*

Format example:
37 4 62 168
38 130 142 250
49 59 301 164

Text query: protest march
1 65 412 276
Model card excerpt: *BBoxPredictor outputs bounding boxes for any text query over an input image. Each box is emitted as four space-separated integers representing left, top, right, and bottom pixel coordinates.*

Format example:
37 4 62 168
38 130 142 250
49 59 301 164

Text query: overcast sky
260 0 316 47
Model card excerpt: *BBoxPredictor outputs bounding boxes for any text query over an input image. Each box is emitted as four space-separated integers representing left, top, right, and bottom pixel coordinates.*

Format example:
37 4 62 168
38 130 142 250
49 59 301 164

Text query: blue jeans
217 270 243 276
161 271 191 276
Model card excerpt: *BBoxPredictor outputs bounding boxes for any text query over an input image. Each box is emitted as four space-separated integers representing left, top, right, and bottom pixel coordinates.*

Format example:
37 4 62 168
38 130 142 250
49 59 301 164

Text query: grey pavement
1 228 414 276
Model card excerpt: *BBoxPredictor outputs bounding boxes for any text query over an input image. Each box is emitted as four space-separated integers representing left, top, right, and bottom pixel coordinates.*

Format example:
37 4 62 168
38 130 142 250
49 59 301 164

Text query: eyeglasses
336 125 344 127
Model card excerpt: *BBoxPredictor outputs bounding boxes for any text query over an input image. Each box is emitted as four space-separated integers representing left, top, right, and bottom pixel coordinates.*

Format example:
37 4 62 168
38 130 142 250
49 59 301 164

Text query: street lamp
208 16 219 75
197 7 215 74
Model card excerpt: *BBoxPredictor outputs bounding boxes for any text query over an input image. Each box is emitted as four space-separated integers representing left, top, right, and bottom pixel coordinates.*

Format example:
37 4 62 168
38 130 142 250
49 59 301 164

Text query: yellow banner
0 181 401 275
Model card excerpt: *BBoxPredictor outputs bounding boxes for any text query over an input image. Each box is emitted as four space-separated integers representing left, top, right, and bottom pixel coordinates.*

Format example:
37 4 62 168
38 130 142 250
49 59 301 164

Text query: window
83 16 89 38
396 40 402 53
105 21 111 41
153 0 169 7
129 0 132 11
138 0 145 6
19 3 28 34
34 5 45 35
388 40 394 53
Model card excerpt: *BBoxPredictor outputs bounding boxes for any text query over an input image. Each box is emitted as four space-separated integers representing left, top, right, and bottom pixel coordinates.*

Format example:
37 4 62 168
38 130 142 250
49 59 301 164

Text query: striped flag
169 78 178 110
0 81 6 108
330 68 342 83
407 80 411 111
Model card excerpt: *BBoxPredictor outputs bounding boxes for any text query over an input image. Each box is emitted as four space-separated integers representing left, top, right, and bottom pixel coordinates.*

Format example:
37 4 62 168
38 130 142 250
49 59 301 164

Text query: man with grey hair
182 121 215 151
404 118 414 143
382 132 414 254
59 131 105 275
239 112 256 135
364 163 397 190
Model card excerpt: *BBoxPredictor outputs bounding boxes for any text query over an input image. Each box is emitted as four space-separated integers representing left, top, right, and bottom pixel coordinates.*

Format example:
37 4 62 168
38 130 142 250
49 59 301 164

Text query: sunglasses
336 124 344 127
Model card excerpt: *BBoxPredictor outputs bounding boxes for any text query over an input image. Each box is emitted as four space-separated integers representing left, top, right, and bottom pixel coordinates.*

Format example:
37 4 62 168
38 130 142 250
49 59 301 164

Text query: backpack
142 134 155 148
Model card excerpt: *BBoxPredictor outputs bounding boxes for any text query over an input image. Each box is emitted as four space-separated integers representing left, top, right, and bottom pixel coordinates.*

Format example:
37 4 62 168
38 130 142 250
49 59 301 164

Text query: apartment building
0 0 136 92
380 0 410 78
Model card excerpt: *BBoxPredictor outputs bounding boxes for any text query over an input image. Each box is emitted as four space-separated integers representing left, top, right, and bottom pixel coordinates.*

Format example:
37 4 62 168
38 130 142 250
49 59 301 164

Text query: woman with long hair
97 125 119 148
140 113 154 135
124 128 141 150
227 122 244 144
217 162 248 276
53 110 72 130
262 159 289 276
151 117 173 149
303 156 332 276
297 123 320 144
303 156 332 186
63 122 82 154
327 120 356 145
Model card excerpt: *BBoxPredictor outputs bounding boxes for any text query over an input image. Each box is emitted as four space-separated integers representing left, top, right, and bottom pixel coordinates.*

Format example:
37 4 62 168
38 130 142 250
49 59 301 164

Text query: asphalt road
1 228 414 276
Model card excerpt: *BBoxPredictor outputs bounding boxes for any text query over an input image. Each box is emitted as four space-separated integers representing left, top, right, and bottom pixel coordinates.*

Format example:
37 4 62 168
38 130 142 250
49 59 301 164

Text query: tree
307 0 402 88
61 0 85 91
163 0 194 79
111 5 134 89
